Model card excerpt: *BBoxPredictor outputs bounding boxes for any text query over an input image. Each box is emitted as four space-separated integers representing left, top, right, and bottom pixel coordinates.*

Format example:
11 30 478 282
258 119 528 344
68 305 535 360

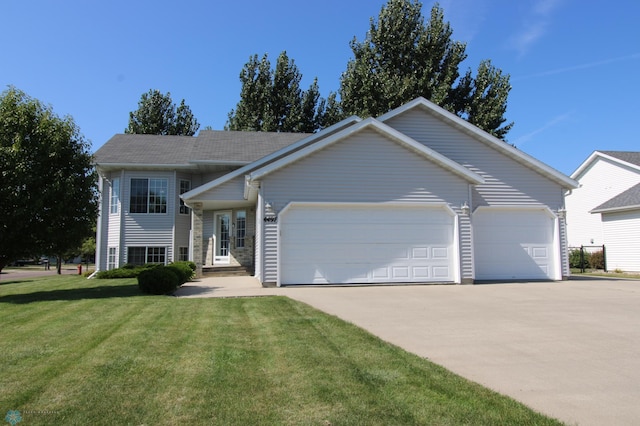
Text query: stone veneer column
192 203 204 278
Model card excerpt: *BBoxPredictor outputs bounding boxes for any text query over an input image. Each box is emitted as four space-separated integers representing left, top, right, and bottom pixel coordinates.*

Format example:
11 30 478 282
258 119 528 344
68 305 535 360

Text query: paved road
177 277 640 425
1 266 83 280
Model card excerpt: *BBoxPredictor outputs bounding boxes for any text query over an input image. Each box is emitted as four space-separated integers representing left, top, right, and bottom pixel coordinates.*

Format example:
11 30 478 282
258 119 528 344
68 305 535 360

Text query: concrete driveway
176 277 640 425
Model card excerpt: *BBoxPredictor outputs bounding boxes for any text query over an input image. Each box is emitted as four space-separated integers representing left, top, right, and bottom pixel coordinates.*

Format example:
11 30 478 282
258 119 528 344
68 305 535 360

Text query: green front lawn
0 276 561 425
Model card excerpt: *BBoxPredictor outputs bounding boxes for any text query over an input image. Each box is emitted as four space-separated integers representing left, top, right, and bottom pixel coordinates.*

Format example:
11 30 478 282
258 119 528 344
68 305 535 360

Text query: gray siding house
94 97 578 285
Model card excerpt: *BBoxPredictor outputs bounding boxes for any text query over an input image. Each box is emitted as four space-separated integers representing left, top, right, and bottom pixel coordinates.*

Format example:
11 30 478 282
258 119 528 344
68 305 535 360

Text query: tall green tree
226 51 326 132
126 89 200 136
0 87 99 274
339 0 513 139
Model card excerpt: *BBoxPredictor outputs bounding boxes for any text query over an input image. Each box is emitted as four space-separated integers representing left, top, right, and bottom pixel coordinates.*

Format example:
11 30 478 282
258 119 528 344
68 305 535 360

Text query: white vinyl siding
259 129 470 283
384 108 565 208
565 156 640 247
179 180 191 214
601 210 640 272
122 171 175 262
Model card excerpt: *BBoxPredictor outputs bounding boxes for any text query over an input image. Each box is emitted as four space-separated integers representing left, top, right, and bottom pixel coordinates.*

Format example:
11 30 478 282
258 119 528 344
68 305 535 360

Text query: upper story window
236 210 246 248
179 180 191 215
130 178 168 214
110 178 120 214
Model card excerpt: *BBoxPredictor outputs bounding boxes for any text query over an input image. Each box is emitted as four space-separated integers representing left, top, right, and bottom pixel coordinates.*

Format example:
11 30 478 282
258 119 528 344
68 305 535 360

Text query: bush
589 250 605 270
137 267 179 295
96 263 162 279
166 262 194 285
569 249 590 269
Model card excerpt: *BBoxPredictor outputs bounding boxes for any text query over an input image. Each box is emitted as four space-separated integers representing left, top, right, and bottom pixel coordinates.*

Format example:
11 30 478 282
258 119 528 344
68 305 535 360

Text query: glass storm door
214 212 231 264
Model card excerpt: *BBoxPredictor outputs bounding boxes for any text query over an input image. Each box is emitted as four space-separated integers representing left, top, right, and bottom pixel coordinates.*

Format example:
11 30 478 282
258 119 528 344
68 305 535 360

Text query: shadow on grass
0 284 143 304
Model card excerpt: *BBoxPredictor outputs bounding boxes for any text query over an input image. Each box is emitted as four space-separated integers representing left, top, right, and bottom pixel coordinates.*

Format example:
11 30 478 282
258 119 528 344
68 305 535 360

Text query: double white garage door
280 204 454 285
277 204 559 285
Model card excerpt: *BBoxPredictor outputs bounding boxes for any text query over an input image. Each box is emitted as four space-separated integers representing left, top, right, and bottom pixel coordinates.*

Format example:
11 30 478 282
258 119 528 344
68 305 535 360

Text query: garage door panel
474 209 556 280
280 204 455 284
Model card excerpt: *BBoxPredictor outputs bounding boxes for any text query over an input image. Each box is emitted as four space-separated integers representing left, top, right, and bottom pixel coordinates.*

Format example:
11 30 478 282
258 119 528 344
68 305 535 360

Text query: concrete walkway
175 276 640 426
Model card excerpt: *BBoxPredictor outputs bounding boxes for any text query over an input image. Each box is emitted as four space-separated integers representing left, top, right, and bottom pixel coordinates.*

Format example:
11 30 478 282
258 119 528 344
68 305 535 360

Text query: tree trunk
56 255 62 275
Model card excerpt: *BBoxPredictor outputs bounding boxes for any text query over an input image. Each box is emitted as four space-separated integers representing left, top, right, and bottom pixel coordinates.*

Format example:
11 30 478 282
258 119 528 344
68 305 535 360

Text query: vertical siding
385 109 565 208
260 129 472 283
255 193 263 280
602 210 640 272
565 157 640 246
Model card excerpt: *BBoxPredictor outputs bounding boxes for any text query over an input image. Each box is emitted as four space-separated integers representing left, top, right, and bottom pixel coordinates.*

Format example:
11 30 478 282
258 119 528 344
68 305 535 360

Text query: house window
179 180 191 215
236 210 246 248
110 178 120 214
178 246 189 262
127 247 166 266
107 247 117 270
130 178 167 214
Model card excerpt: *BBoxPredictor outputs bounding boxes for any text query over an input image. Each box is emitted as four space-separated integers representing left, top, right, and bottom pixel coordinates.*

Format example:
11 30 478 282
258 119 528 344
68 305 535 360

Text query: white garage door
473 208 558 280
280 204 455 285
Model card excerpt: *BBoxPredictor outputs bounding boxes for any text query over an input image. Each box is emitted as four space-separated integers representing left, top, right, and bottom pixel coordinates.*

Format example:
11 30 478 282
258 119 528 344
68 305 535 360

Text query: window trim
107 247 117 270
236 210 246 249
178 246 189 262
179 179 191 215
110 178 120 214
127 246 167 266
129 178 168 214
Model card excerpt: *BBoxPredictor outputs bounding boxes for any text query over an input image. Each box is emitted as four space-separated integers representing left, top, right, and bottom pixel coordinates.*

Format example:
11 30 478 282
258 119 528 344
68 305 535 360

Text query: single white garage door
473 208 558 280
280 204 455 285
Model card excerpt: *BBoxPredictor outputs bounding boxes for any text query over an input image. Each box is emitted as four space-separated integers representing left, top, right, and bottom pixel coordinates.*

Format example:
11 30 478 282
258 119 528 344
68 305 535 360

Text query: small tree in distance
126 89 200 136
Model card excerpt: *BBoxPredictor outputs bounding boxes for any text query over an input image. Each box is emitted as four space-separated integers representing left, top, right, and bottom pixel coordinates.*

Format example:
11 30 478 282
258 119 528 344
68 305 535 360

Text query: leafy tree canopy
0 87 99 274
339 0 513 139
126 89 200 136
226 51 326 133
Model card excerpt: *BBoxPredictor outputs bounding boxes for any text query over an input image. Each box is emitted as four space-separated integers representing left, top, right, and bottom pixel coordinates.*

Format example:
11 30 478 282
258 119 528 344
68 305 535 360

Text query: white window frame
110 178 120 214
107 247 117 270
127 246 167 265
236 210 246 249
179 180 191 215
129 178 168 214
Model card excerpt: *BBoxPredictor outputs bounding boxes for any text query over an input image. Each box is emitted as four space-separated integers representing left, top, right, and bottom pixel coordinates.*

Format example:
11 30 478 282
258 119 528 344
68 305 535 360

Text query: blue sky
1 0 639 175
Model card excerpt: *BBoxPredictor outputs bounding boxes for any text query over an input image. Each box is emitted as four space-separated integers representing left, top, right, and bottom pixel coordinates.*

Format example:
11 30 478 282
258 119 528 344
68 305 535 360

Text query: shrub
166 262 194 285
96 263 163 279
569 249 590 269
589 250 605 270
137 267 179 295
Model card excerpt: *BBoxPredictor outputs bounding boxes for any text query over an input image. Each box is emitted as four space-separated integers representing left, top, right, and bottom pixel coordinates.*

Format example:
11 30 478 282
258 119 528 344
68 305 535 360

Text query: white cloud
512 111 572 146
510 0 563 56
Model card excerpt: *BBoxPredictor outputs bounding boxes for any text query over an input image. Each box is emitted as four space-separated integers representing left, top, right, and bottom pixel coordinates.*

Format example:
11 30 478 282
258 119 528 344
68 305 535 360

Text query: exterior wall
601 210 640 272
385 108 565 208
175 172 193 260
259 129 471 283
565 157 640 247
196 176 246 201
385 108 570 279
96 175 109 271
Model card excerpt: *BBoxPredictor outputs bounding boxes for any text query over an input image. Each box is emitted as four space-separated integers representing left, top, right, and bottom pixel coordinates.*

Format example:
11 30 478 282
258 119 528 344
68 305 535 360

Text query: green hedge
138 267 179 295
96 263 162 279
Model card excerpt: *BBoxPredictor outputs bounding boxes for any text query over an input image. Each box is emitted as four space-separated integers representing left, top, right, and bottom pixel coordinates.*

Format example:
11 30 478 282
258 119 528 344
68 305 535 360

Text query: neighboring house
590 183 640 272
565 151 640 250
94 97 578 285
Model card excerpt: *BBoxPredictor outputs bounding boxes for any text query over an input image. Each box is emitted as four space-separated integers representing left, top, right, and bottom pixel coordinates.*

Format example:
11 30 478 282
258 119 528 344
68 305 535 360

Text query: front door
214 211 231 264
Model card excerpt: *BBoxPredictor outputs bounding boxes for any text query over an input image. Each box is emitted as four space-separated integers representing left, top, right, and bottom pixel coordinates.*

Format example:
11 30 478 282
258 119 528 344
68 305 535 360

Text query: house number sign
263 216 278 223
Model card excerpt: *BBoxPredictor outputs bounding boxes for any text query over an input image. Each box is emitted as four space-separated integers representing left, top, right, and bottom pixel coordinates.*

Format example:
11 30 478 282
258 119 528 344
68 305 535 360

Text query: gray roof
600 151 640 167
94 130 310 166
592 182 640 213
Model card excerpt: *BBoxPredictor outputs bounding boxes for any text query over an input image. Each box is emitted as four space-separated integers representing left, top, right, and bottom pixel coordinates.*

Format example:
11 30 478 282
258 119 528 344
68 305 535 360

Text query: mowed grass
0 276 562 425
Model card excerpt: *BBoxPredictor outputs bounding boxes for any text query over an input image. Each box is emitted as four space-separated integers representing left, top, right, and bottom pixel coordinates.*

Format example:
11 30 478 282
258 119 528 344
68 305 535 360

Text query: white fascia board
96 163 195 172
249 117 485 184
189 160 251 166
590 204 640 214
378 97 579 190
572 151 640 180
182 116 362 200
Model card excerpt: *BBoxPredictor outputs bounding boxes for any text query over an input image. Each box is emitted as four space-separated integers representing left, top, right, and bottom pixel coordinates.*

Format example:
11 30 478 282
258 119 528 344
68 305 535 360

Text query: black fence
568 245 607 273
